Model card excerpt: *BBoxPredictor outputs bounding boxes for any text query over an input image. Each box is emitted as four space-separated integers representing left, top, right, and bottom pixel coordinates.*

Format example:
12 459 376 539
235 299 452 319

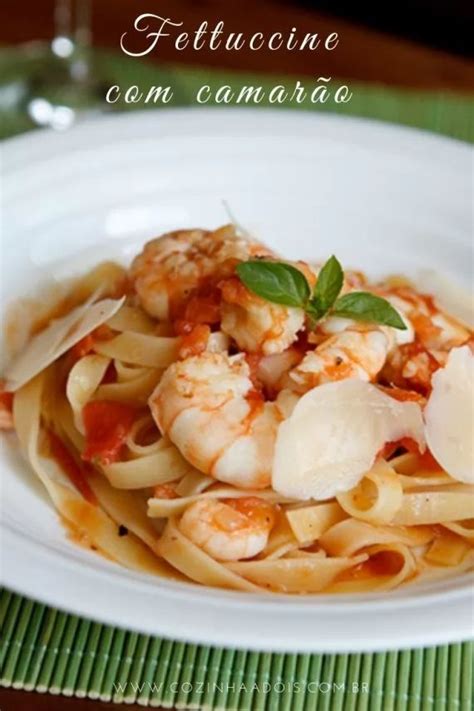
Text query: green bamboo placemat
1 590 472 709
1 50 473 709
0 48 473 142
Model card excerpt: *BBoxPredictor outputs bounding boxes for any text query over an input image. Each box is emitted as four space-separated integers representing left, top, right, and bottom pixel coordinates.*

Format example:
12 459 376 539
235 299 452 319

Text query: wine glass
0 0 109 131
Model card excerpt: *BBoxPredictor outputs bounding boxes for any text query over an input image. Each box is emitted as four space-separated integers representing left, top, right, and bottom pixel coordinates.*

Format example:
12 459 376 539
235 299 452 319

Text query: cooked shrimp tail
178 497 276 561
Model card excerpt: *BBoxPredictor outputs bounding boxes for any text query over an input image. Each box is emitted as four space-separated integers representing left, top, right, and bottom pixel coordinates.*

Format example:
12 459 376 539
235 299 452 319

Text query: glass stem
71 0 93 82
54 0 73 46
51 0 93 81
74 0 92 76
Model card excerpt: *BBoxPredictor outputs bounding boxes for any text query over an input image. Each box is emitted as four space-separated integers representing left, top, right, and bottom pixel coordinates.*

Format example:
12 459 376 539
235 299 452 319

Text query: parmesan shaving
272 380 425 500
5 296 125 391
424 346 474 484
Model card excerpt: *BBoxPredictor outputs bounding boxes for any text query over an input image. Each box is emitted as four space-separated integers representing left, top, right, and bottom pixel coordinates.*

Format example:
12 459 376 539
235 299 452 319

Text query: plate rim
3 106 472 168
4 526 473 654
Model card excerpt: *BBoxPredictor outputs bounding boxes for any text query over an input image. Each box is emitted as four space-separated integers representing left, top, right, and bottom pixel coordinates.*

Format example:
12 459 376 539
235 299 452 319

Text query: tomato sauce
153 483 178 499
377 385 425 404
0 382 14 412
182 287 221 325
69 324 116 363
47 430 96 504
379 436 442 471
82 400 136 465
245 353 263 391
176 323 212 358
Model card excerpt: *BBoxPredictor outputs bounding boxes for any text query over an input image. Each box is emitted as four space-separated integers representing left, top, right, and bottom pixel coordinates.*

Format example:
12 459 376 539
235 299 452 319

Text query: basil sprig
307 254 344 320
236 256 406 330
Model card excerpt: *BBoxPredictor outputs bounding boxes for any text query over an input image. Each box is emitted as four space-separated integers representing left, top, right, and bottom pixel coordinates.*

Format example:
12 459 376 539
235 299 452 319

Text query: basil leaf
310 255 344 316
305 301 323 320
332 291 407 330
236 261 310 308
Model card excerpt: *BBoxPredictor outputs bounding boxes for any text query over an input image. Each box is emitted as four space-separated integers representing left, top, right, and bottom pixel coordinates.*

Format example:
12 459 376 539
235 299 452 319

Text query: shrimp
290 284 470 395
344 270 369 290
178 497 276 561
285 285 419 393
380 286 470 353
219 261 315 355
289 280 469 395
257 348 303 396
219 277 305 355
289 327 392 393
149 351 286 488
382 342 440 395
130 225 272 321
378 285 471 393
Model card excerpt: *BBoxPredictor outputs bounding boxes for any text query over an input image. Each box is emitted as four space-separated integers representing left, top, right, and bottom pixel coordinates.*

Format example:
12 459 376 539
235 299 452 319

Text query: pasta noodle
263 513 301 560
96 368 163 405
392 487 474 525
286 502 347 543
66 354 111 432
327 543 417 592
147 487 292 518
337 461 404 525
114 360 151 382
93 332 179 368
106 305 156 334
425 532 471 567
415 551 474 584
102 446 193 490
125 415 163 458
319 518 433 557
158 518 261 592
227 554 368 593
442 520 474 542
174 470 214 496
13 374 171 577
87 470 165 548
2 231 473 595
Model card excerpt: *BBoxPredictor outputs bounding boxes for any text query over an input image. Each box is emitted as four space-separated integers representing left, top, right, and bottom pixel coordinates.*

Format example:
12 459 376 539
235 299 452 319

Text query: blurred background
0 0 473 138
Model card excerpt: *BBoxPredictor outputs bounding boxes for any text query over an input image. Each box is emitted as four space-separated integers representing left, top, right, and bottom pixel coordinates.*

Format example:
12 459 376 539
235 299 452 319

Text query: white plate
1 109 473 653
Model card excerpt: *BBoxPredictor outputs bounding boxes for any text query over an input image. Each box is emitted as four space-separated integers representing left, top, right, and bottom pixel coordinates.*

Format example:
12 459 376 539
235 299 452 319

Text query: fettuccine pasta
2 224 473 594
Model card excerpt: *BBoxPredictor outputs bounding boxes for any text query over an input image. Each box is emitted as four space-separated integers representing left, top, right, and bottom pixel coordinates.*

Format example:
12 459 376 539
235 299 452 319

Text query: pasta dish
2 224 473 594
